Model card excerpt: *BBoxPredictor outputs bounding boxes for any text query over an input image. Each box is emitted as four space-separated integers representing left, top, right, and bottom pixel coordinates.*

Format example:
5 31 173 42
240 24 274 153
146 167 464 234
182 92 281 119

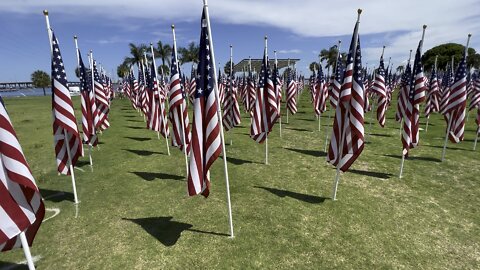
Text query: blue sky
0 0 479 81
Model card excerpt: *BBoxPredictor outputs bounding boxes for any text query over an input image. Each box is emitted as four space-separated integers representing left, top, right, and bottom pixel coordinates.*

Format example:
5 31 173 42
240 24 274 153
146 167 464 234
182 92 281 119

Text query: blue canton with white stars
195 11 215 99
51 32 68 87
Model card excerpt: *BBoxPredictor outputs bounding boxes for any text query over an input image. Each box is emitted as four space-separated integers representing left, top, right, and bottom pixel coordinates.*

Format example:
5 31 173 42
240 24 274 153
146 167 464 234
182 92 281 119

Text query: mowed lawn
0 91 479 269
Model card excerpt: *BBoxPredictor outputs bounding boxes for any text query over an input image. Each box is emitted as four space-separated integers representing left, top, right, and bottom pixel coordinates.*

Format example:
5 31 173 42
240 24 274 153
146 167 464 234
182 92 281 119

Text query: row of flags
2 7 478 265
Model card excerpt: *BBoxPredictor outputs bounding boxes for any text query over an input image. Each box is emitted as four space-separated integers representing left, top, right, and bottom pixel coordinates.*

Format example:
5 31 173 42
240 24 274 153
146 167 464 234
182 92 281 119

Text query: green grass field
0 92 479 269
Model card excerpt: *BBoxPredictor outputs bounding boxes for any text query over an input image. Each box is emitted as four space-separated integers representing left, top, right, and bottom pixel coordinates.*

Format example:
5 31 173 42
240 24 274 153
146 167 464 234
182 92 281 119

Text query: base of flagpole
20 232 36 270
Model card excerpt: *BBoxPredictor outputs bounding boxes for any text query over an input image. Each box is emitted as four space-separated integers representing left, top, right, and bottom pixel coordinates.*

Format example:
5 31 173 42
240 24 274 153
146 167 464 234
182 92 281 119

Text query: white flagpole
442 35 471 161
275 50 282 138
474 129 479 150
140 59 147 122
150 43 171 155
264 36 269 165
400 26 427 178
367 66 376 141
229 45 234 145
203 0 234 237
44 10 79 204
332 9 361 201
286 59 290 124
426 56 437 133
19 232 36 270
88 50 102 144
74 36 93 168
324 40 341 152
441 116 453 161
172 25 189 177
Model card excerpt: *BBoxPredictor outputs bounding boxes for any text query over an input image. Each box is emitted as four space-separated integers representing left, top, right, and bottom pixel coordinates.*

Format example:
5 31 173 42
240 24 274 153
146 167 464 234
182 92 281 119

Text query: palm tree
309 62 320 72
123 43 148 67
178 42 199 66
396 65 405 74
319 45 338 70
153 41 172 68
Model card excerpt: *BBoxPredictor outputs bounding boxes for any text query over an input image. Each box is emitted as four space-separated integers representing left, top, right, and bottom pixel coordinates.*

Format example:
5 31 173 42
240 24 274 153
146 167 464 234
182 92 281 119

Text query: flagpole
88 50 102 145
74 36 94 168
474 128 479 150
274 50 282 138
151 43 171 155
325 40 341 152
203 0 234 238
264 36 269 165
400 26 427 178
19 232 36 270
367 65 377 141
442 34 471 161
332 9 361 201
287 59 290 124
229 45 234 145
141 59 147 122
172 25 190 178
426 55 438 133
44 10 79 204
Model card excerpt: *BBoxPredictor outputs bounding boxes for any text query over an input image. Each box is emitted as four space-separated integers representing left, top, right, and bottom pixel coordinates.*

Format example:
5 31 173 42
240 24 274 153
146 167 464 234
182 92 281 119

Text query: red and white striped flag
222 75 241 131
370 54 387 127
188 11 221 197
51 32 83 175
250 42 278 143
402 41 426 156
425 66 440 117
313 66 328 116
169 42 191 153
327 23 365 172
469 73 480 111
286 68 297 114
78 50 98 146
443 49 468 143
93 60 110 131
0 97 45 252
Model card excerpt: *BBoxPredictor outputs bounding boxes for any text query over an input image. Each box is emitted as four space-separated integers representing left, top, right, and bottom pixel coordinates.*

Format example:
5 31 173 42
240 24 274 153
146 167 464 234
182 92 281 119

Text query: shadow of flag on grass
123 217 228 246
254 186 328 204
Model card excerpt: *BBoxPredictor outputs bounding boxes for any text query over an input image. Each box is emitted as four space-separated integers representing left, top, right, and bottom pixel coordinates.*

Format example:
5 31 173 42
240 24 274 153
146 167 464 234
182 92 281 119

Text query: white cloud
277 49 301 54
1 0 479 71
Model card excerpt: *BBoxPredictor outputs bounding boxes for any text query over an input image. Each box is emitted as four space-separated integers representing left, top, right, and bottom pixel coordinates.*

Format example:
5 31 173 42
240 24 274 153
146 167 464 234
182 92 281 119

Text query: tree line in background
307 43 480 74
117 41 199 78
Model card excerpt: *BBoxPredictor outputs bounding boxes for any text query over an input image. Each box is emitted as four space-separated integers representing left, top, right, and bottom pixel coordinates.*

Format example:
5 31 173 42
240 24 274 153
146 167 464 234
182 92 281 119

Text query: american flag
138 62 147 116
286 67 297 114
245 66 256 112
273 60 282 116
0 96 45 252
218 69 225 105
169 40 191 153
469 72 480 111
371 54 387 127
187 10 221 197
327 24 365 172
314 65 328 116
250 43 278 143
440 64 454 115
147 60 160 132
402 41 426 156
222 73 241 131
93 60 110 131
131 69 140 110
78 50 98 146
425 65 440 117
395 62 412 122
51 32 83 175
188 67 197 104
444 50 468 143
329 55 344 109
